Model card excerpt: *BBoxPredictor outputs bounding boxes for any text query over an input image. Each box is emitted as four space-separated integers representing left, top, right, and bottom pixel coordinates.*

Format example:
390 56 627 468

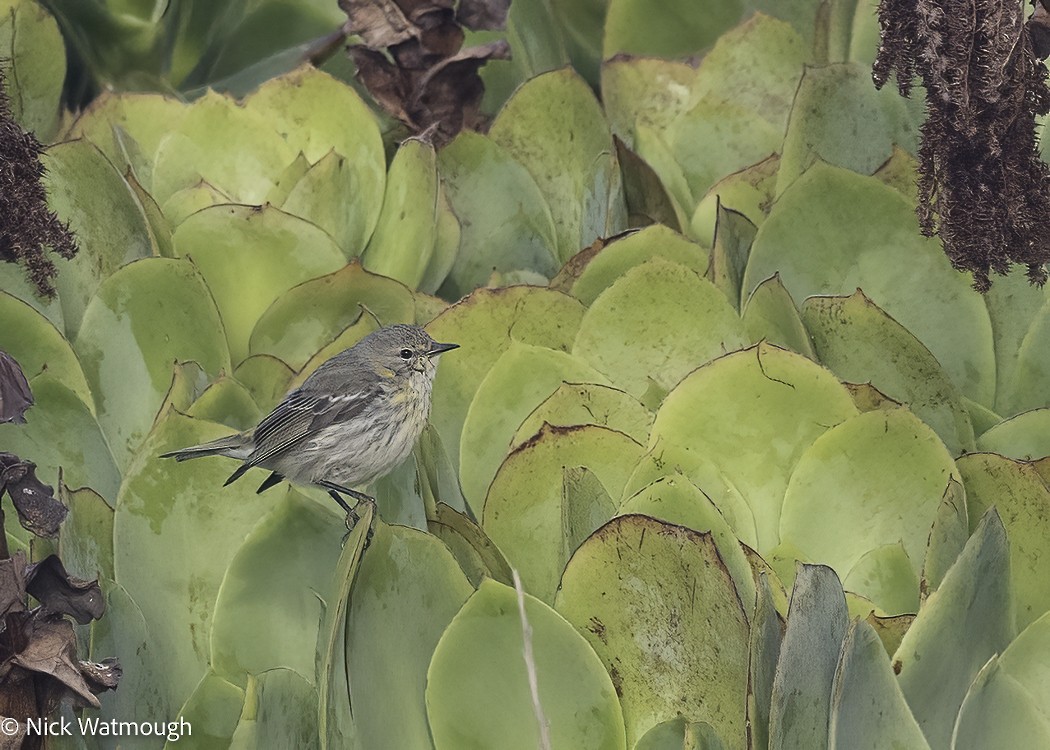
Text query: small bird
161 324 458 529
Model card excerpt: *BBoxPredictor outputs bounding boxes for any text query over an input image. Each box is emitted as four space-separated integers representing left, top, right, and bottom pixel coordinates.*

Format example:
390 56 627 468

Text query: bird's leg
320 481 376 548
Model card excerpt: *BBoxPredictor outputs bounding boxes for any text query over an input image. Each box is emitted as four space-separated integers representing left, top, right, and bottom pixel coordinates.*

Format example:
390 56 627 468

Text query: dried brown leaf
0 455 68 538
0 353 32 425
25 557 104 625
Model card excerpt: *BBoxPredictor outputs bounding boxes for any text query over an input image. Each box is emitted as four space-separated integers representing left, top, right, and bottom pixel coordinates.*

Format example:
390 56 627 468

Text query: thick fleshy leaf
249 262 415 370
0 374 120 503
0 263 64 329
428 578 626 750
958 453 1050 630
748 574 784 750
44 140 154 337
894 510 1014 750
173 204 345 363
281 150 371 258
244 65 385 178
232 354 295 412
634 718 726 750
741 274 815 358
427 286 585 471
73 258 230 470
768 564 849 750
706 204 757 312
0 292 93 411
168 671 245 750
603 0 742 59
745 163 996 407
361 139 438 289
428 502 514 587
58 484 114 582
229 668 320 750
460 342 611 508
920 479 969 600
437 131 559 296
650 344 858 552
489 68 627 263
951 655 1050 750
161 181 233 227
601 58 698 152
777 63 919 195
802 291 974 455
779 408 958 603
574 258 747 399
983 269 1050 416
0 0 65 140
618 474 756 617
692 155 780 245
997 612 1050 725
346 522 473 749
186 376 262 431
556 515 749 748
1006 300 1050 415
112 412 285 725
151 91 296 204
827 620 930 750
510 382 652 450
841 544 920 616
562 225 709 306
483 425 642 601
976 409 1050 460
211 490 344 685
67 93 188 187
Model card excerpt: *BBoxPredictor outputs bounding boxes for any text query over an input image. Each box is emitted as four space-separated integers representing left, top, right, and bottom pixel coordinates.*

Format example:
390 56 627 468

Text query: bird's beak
427 341 459 356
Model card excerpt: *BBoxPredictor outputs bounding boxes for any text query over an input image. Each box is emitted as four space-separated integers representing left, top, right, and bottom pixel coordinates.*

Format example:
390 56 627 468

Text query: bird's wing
247 387 376 467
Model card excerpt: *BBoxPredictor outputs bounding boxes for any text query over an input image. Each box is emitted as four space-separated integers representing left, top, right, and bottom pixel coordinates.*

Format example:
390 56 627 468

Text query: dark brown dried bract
0 68 78 300
341 0 510 145
0 454 68 538
873 0 1050 290
0 352 33 425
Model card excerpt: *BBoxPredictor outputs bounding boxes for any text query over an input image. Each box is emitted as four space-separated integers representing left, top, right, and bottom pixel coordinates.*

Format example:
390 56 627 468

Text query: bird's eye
399 348 413 359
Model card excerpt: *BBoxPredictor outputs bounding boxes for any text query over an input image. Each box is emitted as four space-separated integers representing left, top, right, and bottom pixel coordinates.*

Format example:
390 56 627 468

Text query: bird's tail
159 434 252 462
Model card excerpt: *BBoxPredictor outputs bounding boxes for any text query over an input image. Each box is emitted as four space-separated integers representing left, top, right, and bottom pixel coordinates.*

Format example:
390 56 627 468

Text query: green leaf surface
768 564 849 750
347 522 474 749
511 382 652 450
281 150 373 259
419 187 460 295
151 91 296 204
460 342 611 508
232 354 295 412
958 453 1050 630
777 63 919 195
802 291 975 455
161 182 233 227
227 669 320 750
73 257 230 470
692 154 780 246
166 671 245 750
186 376 262 431
483 424 643 602
490 68 627 263
827 620 930 750
249 261 415 370
997 611 1050 726
426 286 584 467
707 205 757 313
556 515 749 748
635 718 727 750
618 474 756 617
574 258 747 398
173 204 345 363
211 490 343 685
982 268 1050 416
437 131 559 297
742 274 815 358
748 574 784 750
58 484 114 582
1005 298 1050 414
894 510 1014 750
428 578 627 750
841 543 920 616
44 139 154 338
0 291 93 411
0 0 65 141
603 0 743 59
650 344 858 552
112 412 285 725
951 656 1050 750
565 225 709 306
360 139 438 289
779 407 958 603
0 374 120 503
745 163 996 407
976 409 1050 460
920 479 969 601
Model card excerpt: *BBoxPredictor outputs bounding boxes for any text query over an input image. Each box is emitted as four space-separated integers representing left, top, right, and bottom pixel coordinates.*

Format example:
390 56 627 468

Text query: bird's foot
341 496 376 549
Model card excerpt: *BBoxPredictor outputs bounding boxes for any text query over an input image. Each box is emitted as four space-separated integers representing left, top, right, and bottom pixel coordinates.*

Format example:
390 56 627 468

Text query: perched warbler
161 324 458 527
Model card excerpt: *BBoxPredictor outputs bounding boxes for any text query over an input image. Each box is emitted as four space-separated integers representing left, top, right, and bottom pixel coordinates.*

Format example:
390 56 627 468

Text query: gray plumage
161 324 457 511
